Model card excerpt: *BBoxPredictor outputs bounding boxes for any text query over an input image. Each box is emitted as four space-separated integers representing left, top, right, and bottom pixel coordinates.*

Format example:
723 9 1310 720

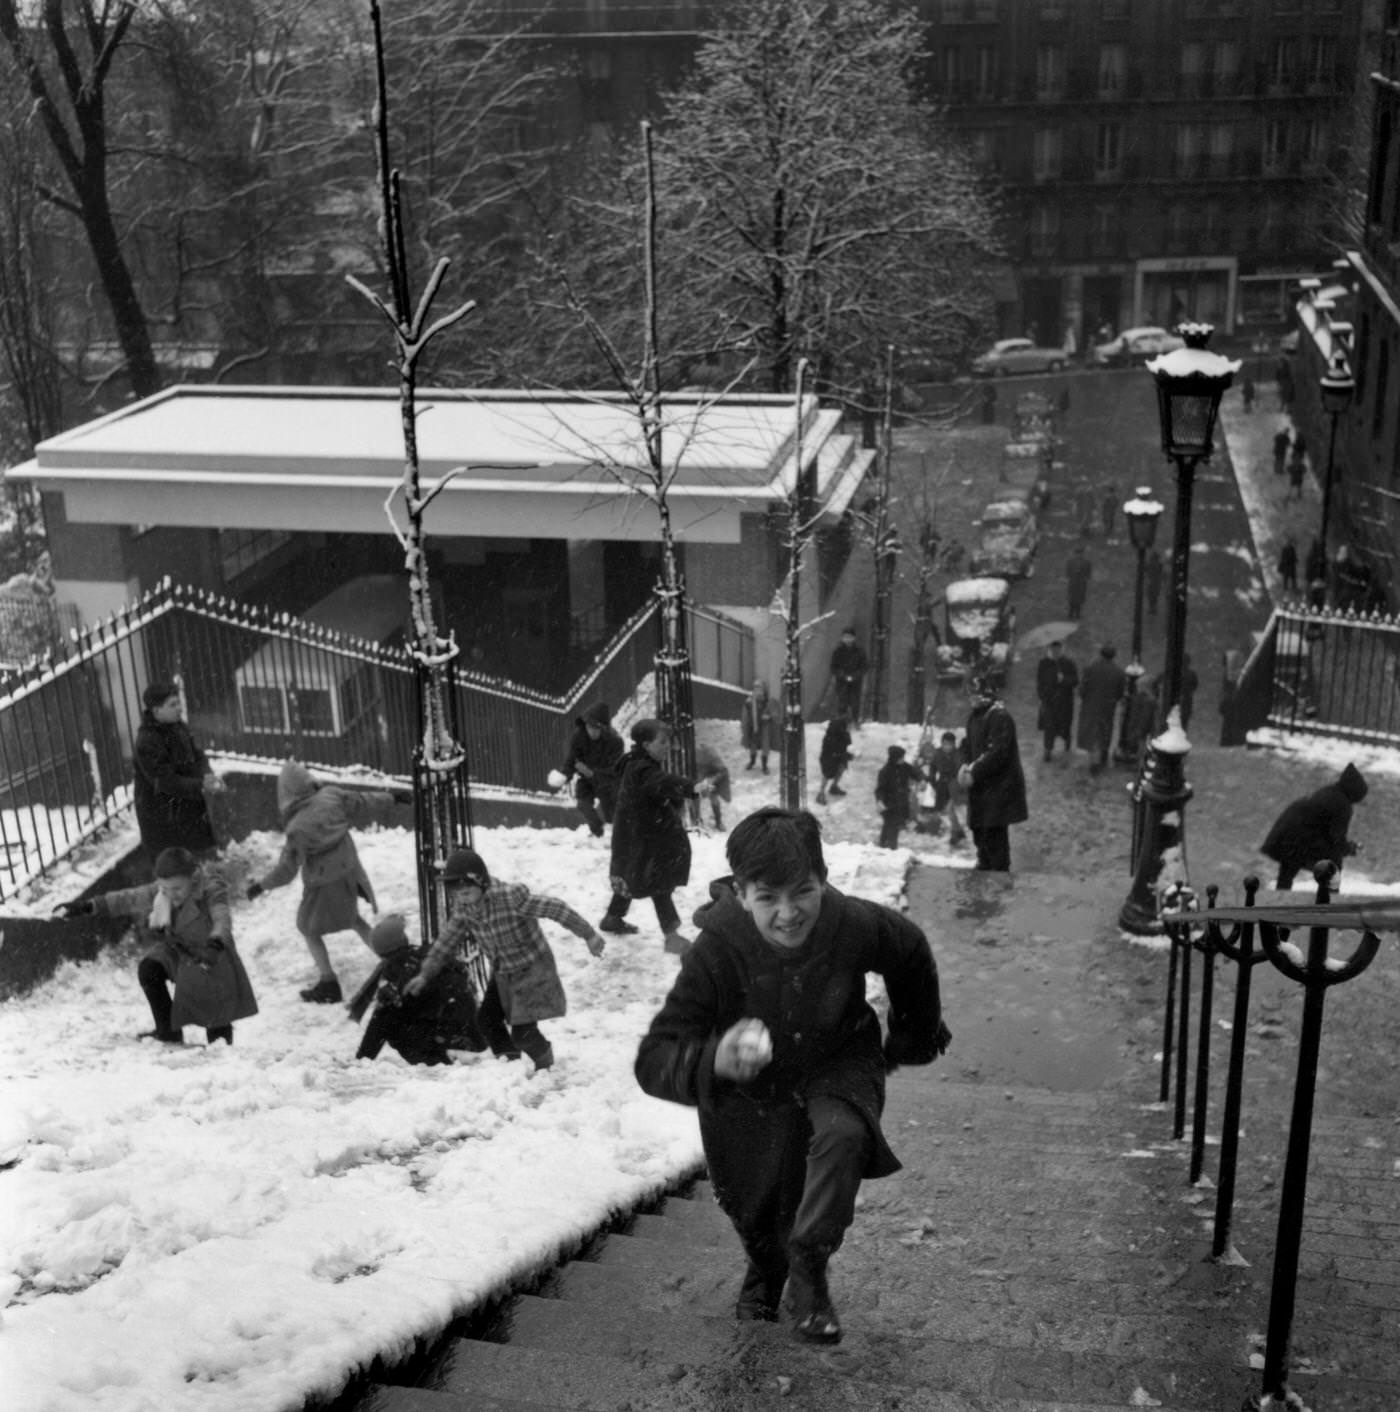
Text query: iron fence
1232 604 1400 745
0 580 753 903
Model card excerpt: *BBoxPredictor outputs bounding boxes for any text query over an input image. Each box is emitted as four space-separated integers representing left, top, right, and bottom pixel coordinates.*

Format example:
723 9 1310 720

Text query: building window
219 528 293 585
1302 118 1326 170
940 0 964 21
972 0 998 19
1307 35 1336 86
1030 203 1059 259
1213 40 1240 94
1180 41 1206 96
1263 119 1289 173
941 45 961 89
966 129 1001 171
1090 204 1117 256
1036 44 1065 100
1174 122 1205 177
1095 123 1123 178
1033 128 1063 180
1167 203 1190 250
1209 122 1234 176
1270 38 1297 88
1201 200 1224 245
974 45 997 97
1098 43 1125 98
1040 0 1066 18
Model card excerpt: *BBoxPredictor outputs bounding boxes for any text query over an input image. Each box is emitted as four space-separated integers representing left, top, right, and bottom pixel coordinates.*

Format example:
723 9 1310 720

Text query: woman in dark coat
959 670 1027 872
1261 762 1368 890
635 808 948 1341
602 718 699 954
132 681 222 860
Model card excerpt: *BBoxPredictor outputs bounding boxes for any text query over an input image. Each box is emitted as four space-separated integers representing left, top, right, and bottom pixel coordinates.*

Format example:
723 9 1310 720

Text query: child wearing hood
58 846 257 1045
1261 762 1369 891
635 807 949 1344
247 762 402 1003
403 848 606 1072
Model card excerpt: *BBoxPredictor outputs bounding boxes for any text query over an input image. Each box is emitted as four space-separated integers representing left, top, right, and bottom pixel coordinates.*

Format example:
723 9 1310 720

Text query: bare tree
647 0 1001 398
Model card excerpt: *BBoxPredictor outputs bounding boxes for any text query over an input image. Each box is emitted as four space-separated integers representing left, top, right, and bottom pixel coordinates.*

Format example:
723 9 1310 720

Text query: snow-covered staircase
350 1074 1380 1412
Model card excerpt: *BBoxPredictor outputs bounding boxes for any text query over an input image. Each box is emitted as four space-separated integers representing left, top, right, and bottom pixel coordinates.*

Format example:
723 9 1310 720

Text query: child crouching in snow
349 914 487 1066
59 846 257 1046
403 848 607 1072
246 762 404 1005
635 807 950 1344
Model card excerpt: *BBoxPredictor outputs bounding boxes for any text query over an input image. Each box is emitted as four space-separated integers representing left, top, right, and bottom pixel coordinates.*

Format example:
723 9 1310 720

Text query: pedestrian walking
695 740 732 830
828 628 869 727
1078 643 1128 773
1272 426 1291 477
1278 535 1299 593
740 681 778 773
404 848 607 1072
874 745 923 850
1114 666 1157 765
1287 442 1307 500
1066 544 1092 620
551 701 624 838
348 914 488 1066
1260 762 1368 891
132 681 224 863
957 669 1027 872
246 762 403 1004
602 718 700 955
1144 548 1164 617
815 714 853 805
1035 639 1078 760
1276 356 1294 410
635 806 950 1341
1100 480 1120 538
1242 374 1256 412
58 846 256 1046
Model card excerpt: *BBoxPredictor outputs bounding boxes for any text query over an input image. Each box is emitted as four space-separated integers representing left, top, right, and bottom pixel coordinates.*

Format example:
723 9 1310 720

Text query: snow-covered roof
9 386 852 546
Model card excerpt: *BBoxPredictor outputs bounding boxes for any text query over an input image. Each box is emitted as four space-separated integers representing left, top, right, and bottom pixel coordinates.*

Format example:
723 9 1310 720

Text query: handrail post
1188 885 1219 1184
1174 906 1192 1140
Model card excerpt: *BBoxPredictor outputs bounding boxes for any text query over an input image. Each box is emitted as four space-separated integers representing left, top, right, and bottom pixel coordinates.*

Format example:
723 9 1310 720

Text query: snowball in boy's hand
546 769 569 790
736 1019 772 1066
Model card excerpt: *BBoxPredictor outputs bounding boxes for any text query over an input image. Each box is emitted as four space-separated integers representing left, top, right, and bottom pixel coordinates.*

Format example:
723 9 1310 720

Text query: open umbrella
1017 620 1079 653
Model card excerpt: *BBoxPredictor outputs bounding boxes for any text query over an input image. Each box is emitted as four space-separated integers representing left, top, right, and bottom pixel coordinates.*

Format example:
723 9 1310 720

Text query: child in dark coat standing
552 701 625 838
1260 763 1369 891
635 808 949 1343
602 719 700 954
404 848 606 1071
60 847 256 1045
874 745 924 850
132 681 223 861
815 714 853 804
247 762 401 1004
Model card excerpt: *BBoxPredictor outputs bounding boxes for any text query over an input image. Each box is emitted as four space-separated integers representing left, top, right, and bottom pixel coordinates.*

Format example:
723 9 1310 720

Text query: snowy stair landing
352 1081 1312 1412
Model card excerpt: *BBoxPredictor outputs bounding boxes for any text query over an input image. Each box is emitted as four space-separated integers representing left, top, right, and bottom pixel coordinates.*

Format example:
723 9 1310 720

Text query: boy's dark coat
635 882 947 1228
133 716 218 856
609 746 696 897
350 948 485 1064
1260 764 1367 876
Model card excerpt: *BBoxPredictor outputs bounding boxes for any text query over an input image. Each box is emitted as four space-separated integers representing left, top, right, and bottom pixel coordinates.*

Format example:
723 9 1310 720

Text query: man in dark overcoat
958 670 1027 871
133 681 223 860
828 628 870 727
1065 545 1092 619
1077 643 1127 773
1035 640 1078 760
1260 762 1369 891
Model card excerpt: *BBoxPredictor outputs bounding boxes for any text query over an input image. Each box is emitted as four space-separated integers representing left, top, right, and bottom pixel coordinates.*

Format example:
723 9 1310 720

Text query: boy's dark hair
630 717 670 745
940 731 956 745
154 846 198 879
727 808 827 887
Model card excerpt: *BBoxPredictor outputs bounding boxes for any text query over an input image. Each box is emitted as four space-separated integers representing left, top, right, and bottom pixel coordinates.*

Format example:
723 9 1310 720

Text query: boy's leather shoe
598 917 639 935
299 978 343 1004
784 1259 842 1345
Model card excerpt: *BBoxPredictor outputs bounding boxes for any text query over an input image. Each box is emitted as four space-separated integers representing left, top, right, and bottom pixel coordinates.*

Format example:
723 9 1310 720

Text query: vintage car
1089 325 1186 368
971 337 1069 377
970 497 1039 579
933 576 1015 686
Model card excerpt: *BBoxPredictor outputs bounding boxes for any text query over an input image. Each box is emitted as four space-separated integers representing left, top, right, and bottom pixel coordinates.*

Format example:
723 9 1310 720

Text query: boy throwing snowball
635 807 949 1345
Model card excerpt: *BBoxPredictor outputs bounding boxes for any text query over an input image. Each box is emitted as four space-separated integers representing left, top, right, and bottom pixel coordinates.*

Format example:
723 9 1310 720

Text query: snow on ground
0 719 925 1412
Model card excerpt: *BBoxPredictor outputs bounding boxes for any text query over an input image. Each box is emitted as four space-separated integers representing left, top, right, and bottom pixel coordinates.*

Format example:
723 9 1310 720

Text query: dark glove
883 1019 952 1072
54 899 95 919
246 882 264 901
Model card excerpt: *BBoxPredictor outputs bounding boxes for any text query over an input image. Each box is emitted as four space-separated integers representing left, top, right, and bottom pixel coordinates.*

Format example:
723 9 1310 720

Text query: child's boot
784 1254 841 1344
300 976 343 1004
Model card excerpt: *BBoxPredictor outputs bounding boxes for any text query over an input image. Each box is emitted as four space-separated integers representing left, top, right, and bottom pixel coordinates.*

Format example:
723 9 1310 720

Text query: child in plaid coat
404 848 606 1071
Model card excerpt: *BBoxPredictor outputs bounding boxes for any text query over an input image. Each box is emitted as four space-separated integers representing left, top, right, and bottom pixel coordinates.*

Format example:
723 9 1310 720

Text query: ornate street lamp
1122 486 1164 668
1317 346 1355 567
1120 324 1239 935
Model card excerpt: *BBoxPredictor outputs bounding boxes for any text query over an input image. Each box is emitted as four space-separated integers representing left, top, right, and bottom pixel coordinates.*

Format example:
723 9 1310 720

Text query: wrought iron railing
0 580 753 902
1230 603 1400 745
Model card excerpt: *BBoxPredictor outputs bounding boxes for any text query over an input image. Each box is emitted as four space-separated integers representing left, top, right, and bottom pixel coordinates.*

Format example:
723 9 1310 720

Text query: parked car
971 338 1068 377
970 498 1039 579
933 577 1015 685
1090 326 1186 367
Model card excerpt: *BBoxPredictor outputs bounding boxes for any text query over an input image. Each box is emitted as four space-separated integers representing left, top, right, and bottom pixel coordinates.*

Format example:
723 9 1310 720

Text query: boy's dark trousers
972 825 1011 871
603 888 681 934
476 978 553 1064
878 813 905 849
711 1094 871 1311
575 779 613 838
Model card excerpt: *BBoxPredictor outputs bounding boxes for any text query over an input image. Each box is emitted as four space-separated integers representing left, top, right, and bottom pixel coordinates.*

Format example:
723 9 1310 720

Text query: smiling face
736 870 824 950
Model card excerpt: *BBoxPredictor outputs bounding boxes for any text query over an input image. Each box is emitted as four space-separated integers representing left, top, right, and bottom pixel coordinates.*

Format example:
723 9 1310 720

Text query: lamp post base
1120 727 1193 934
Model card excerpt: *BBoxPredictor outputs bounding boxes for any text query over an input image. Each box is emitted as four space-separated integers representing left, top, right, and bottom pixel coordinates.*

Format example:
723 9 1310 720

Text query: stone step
354 1384 570 1412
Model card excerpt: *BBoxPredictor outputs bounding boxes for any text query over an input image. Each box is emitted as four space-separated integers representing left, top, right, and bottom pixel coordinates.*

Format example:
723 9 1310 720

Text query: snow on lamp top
1146 323 1240 461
